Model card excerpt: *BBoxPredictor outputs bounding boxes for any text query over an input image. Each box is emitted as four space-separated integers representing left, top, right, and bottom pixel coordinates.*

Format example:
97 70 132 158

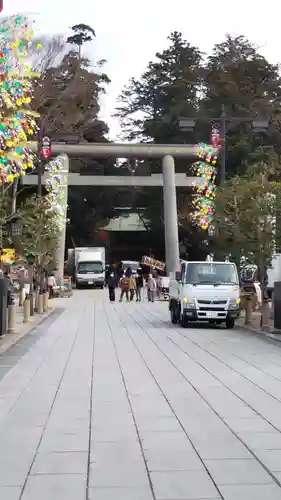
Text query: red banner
210 125 221 147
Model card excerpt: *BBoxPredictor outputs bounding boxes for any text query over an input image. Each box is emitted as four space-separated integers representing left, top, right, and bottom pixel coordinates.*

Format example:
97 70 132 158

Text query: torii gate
29 142 218 280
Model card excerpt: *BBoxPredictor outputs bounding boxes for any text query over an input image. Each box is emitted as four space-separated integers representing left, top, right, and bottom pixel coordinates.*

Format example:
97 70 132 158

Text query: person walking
106 267 118 302
135 270 143 302
119 274 130 302
48 274 57 298
129 274 136 301
125 266 132 278
147 273 157 302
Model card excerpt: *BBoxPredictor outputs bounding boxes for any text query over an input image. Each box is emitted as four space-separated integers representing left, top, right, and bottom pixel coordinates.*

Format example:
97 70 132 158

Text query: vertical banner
210 124 221 147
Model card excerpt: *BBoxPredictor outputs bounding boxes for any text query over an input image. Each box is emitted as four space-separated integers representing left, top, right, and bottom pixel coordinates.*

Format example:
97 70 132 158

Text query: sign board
0 248 16 263
142 255 165 271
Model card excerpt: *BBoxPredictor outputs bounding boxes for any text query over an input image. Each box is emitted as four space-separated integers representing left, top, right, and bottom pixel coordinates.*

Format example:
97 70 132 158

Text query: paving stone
136 416 181 433
150 470 220 499
145 446 203 471
90 440 144 464
38 432 89 453
130 396 172 418
218 484 281 500
2 293 281 498
31 451 88 475
272 471 281 483
225 417 277 433
191 435 252 460
21 474 86 500
204 458 274 485
255 450 281 471
88 487 154 500
89 460 149 488
237 432 281 450
91 422 137 442
89 440 148 488
0 451 35 487
0 487 22 500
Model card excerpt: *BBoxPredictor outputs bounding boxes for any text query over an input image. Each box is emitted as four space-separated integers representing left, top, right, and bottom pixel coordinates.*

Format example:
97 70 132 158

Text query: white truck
68 247 106 289
169 258 240 329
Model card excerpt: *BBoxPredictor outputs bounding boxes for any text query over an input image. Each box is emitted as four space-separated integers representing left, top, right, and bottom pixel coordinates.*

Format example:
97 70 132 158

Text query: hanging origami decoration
0 15 40 184
44 155 68 231
191 143 218 230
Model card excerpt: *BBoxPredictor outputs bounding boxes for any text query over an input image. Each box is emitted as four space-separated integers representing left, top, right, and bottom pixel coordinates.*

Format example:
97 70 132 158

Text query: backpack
121 277 129 289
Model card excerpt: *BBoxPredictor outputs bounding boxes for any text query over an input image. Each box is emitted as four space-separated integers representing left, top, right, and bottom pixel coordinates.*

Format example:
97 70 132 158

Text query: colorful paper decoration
44 155 67 231
0 15 40 184
191 143 218 230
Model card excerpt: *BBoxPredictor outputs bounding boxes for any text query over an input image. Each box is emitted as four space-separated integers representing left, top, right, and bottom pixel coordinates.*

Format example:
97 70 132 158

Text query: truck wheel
170 305 178 324
226 318 235 329
76 282 80 290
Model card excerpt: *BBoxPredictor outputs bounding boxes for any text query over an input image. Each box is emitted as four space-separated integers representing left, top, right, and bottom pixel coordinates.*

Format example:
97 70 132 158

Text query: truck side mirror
175 271 181 282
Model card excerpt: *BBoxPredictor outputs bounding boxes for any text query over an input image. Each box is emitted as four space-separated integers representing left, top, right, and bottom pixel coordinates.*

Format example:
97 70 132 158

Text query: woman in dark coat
106 266 119 302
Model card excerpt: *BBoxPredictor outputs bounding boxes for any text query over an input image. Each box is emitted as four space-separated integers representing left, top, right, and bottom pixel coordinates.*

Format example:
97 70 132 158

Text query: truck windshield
122 261 140 271
185 263 239 285
78 261 103 273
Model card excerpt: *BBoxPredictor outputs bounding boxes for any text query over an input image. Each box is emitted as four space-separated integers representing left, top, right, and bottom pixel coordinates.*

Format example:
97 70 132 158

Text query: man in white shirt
47 275 56 298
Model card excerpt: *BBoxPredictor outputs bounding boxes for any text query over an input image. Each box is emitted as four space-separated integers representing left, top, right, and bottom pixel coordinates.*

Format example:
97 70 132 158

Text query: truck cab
169 258 240 329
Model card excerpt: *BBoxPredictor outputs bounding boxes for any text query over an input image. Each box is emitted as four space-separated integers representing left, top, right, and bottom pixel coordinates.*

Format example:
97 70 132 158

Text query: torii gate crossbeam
30 142 218 278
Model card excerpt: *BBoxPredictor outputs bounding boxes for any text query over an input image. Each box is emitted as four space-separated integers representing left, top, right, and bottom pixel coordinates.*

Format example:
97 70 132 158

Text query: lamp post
178 113 269 183
8 214 23 239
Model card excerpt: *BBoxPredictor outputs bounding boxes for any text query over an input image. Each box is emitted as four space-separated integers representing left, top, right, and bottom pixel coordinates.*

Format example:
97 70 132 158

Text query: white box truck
69 247 106 289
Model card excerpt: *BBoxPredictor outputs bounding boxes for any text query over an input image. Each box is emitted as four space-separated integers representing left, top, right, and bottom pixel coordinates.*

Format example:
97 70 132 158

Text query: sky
5 0 281 140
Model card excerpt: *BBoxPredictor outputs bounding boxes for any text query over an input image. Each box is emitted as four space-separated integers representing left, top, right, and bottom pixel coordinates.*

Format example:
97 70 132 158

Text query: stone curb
0 307 55 355
237 321 281 342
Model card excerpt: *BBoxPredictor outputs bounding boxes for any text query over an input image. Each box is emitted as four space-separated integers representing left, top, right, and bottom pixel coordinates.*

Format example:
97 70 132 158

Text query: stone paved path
1 290 281 499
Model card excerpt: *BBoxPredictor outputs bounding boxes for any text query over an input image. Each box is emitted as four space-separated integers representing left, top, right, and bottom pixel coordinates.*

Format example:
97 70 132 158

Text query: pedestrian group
106 266 158 303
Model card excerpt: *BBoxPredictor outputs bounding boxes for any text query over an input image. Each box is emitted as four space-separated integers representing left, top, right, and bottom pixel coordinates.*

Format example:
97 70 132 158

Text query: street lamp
178 113 269 183
252 120 269 133
8 214 22 239
177 118 196 132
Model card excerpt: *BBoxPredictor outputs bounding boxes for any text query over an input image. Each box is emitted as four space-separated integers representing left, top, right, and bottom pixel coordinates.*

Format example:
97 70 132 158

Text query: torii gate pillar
162 155 180 276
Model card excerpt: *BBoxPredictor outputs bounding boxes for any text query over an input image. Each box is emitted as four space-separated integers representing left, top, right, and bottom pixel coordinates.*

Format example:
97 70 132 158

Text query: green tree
115 31 281 259
67 24 96 58
27 30 115 248
200 34 281 176
19 195 60 271
213 150 281 326
116 31 203 143
33 50 110 138
115 32 207 257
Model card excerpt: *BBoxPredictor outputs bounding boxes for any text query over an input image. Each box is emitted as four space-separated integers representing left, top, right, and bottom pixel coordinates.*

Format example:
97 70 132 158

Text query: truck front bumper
182 308 240 321
77 279 104 286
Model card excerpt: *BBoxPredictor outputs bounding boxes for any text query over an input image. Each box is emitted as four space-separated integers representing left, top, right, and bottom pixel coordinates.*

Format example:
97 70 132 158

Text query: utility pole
220 105 227 184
